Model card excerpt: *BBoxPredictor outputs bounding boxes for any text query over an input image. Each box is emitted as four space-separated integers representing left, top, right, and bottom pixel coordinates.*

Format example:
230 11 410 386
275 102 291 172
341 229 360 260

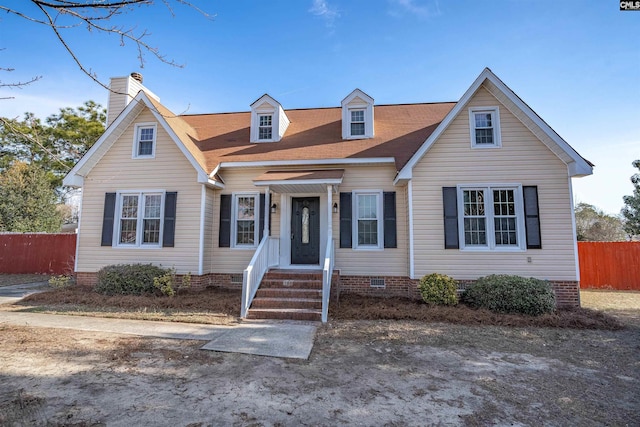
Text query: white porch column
327 185 333 240
264 186 270 238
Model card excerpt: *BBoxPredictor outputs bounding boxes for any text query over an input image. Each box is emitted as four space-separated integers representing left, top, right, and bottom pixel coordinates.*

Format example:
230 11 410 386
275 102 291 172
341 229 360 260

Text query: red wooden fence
578 242 640 290
0 233 77 275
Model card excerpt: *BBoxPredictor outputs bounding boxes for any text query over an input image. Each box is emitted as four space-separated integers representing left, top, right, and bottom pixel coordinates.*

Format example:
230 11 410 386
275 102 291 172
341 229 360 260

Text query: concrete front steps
247 270 324 321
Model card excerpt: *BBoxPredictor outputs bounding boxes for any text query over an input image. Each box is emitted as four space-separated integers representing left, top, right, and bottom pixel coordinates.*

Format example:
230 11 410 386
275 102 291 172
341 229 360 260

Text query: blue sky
1 0 638 214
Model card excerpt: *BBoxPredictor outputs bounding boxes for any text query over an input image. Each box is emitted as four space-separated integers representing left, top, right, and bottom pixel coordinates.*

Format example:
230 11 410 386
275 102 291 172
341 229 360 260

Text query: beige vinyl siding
106 77 128 127
211 165 407 276
411 86 577 281
334 165 408 276
212 168 270 273
202 187 215 274
77 108 202 274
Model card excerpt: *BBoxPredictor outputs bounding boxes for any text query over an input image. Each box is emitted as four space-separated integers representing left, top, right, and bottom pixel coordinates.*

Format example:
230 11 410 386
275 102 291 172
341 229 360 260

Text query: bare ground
0 291 638 426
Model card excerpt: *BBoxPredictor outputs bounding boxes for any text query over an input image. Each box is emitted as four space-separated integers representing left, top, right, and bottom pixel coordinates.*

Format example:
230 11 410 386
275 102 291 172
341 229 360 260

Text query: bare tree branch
1 1 213 91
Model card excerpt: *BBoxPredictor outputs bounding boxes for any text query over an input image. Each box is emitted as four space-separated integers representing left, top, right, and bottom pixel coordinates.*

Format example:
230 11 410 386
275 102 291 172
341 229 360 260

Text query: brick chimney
106 72 160 127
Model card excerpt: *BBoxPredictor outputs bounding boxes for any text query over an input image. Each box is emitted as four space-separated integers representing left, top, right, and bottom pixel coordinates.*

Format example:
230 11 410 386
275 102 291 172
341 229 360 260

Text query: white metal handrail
241 236 279 317
321 238 335 323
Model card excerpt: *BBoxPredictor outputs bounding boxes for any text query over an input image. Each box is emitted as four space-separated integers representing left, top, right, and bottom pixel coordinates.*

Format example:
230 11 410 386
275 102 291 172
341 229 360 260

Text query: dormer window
132 123 156 158
258 114 273 140
250 94 290 143
342 89 374 140
350 110 365 136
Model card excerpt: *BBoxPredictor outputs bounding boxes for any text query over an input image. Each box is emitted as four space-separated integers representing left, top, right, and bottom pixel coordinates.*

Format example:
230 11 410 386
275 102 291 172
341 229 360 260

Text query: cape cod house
64 68 593 321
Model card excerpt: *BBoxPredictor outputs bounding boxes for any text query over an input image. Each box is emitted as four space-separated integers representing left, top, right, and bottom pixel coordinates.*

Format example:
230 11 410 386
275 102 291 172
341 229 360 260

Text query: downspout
74 189 84 274
408 180 415 279
198 185 206 276
568 173 581 306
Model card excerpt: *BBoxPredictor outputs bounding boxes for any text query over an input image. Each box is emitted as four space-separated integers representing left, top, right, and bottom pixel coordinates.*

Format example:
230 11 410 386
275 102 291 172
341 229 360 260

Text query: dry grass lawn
581 289 640 310
6 284 629 330
1 282 638 425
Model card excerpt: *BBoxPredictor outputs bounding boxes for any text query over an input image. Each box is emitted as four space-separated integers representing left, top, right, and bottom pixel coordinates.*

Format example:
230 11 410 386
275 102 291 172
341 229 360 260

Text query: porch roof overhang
252 169 344 193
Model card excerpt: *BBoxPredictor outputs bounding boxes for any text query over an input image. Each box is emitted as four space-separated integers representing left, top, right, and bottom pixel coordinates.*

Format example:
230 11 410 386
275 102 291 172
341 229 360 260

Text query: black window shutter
101 193 116 246
258 193 265 242
219 194 232 248
383 192 397 248
442 187 459 249
162 192 177 247
523 186 542 249
339 192 352 248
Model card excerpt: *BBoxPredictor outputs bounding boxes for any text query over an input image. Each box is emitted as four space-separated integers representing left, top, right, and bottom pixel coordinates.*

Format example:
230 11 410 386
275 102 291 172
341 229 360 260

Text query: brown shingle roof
178 102 455 173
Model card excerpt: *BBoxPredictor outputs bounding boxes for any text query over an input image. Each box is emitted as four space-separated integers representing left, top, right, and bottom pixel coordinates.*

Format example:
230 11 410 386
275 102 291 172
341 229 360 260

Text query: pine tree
0 162 62 232
621 159 640 237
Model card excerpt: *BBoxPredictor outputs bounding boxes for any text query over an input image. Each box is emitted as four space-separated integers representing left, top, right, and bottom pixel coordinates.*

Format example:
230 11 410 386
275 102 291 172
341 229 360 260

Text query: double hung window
133 123 156 157
469 107 501 148
234 194 258 247
117 192 164 246
353 191 383 249
350 110 365 136
459 186 523 250
258 115 273 140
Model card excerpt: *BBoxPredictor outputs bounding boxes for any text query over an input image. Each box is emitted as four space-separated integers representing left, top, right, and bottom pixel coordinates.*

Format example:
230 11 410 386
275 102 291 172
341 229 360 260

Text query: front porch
240 170 344 322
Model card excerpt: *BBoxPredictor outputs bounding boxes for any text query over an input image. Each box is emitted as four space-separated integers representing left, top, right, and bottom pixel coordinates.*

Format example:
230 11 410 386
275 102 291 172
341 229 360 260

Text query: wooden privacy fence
578 242 640 290
0 233 76 275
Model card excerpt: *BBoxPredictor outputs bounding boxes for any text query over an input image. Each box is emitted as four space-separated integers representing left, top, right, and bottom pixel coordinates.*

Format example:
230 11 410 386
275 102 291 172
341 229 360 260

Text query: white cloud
389 0 441 19
309 0 340 28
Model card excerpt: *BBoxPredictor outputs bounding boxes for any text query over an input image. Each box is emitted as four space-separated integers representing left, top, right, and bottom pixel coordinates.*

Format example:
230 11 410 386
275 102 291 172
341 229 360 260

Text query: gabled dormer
341 89 374 140
250 94 290 143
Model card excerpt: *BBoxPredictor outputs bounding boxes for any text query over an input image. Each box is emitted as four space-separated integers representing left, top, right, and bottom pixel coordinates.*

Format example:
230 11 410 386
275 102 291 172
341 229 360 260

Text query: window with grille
117 192 164 246
258 115 273 140
350 109 365 136
353 191 383 249
459 186 523 250
469 107 501 148
234 194 258 246
134 124 156 157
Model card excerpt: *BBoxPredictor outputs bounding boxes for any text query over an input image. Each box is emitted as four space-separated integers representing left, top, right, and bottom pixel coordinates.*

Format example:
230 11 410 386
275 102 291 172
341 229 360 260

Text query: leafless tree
0 1 212 93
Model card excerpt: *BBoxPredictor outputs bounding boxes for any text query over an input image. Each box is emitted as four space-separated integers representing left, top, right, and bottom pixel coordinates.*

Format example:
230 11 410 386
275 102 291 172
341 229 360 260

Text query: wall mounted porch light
271 203 277 214
333 202 338 213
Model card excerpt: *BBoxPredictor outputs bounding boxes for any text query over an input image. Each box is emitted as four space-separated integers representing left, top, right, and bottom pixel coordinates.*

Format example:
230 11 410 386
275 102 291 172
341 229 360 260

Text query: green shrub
180 272 191 291
461 274 555 316
153 269 176 297
95 264 171 296
418 273 458 306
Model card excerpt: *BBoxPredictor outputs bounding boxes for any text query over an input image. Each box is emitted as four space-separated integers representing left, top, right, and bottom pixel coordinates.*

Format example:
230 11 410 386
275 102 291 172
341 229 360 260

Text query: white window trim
352 190 384 250
132 122 157 159
231 192 260 249
456 184 525 252
349 108 366 137
469 107 501 148
257 114 274 142
114 190 166 248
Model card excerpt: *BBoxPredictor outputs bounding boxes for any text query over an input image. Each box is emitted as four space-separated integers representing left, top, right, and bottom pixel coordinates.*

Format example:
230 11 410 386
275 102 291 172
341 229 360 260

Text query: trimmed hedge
95 264 170 296
461 274 555 316
418 273 458 306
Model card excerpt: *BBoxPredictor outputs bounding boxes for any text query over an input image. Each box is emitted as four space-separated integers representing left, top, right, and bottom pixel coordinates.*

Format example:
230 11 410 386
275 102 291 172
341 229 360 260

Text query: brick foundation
75 271 580 308
335 275 580 308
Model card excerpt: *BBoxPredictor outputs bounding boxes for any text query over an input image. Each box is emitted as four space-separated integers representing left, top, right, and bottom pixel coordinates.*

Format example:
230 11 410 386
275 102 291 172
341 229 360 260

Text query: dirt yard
1 292 638 426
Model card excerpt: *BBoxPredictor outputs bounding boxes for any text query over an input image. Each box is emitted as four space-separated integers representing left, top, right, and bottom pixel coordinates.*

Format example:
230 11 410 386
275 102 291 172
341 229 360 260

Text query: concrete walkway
0 281 50 305
0 310 318 359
